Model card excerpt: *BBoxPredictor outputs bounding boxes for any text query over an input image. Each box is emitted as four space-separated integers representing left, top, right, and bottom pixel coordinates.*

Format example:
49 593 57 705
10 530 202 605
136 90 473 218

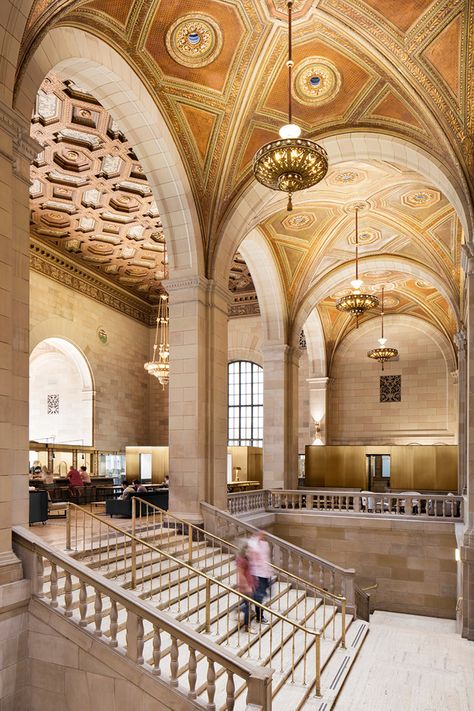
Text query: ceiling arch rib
17 26 204 279
238 228 287 344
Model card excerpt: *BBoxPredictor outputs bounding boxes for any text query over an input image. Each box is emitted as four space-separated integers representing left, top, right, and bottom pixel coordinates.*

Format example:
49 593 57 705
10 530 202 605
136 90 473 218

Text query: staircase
14 500 369 710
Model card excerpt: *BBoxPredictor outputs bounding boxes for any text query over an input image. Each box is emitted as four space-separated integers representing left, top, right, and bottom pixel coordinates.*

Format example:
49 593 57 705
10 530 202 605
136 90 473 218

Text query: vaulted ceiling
21 0 472 347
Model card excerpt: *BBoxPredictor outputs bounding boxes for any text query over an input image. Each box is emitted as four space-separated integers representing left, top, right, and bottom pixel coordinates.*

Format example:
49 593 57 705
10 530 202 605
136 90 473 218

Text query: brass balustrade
65 502 348 697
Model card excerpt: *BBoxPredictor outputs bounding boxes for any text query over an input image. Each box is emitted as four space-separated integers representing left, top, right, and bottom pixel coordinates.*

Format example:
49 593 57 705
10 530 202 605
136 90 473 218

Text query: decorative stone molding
454 327 467 354
30 239 155 326
0 99 41 182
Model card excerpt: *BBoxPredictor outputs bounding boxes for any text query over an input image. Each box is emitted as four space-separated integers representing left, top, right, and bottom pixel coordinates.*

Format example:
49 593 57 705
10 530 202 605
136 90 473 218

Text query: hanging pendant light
336 206 379 325
252 0 328 211
144 244 169 388
367 286 398 370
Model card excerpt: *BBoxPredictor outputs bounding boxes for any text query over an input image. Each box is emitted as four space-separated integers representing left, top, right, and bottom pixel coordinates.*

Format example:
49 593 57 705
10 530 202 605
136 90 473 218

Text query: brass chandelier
144 246 169 388
252 0 328 211
336 206 379 325
367 286 398 370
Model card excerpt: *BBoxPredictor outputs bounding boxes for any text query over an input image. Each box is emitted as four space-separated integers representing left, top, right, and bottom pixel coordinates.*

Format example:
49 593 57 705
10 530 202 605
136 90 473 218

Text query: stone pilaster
454 328 466 493
306 376 330 444
461 244 474 639
262 344 300 489
164 276 230 520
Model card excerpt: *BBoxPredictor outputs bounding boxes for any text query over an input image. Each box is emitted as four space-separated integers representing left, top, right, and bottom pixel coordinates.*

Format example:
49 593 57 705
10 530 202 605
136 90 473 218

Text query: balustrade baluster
152 626 161 675
226 671 235 711
36 554 44 597
79 580 87 626
110 599 118 647
330 570 335 594
136 616 144 664
170 635 179 686
64 572 73 617
50 563 58 608
94 590 102 635
188 647 197 698
207 660 216 711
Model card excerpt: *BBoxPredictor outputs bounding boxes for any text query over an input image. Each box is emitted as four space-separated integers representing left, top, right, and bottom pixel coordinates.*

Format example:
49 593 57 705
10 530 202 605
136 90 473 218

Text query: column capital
164 275 231 307
461 243 474 275
306 376 330 389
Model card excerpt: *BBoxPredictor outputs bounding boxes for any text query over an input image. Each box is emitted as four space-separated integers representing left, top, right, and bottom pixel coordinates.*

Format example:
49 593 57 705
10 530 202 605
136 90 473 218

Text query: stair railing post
205 578 211 633
341 599 346 649
131 497 137 589
66 504 72 550
315 633 321 697
188 525 193 564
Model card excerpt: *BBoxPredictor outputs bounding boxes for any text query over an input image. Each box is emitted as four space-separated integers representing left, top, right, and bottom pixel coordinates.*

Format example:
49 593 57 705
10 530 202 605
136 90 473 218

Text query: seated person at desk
133 479 147 493
67 465 83 499
160 475 169 488
42 466 54 485
80 465 91 485
118 480 136 500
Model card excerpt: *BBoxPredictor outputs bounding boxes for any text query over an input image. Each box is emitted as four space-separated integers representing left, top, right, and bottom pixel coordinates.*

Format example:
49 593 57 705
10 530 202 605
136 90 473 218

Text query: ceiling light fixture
367 286 398 370
144 245 169 388
252 0 328 211
336 206 379 325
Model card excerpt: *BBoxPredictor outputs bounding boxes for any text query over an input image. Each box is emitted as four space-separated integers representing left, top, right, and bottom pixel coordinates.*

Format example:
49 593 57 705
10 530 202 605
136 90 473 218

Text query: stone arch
30 336 94 446
238 228 287 344
212 132 473 281
15 26 203 278
293 254 459 349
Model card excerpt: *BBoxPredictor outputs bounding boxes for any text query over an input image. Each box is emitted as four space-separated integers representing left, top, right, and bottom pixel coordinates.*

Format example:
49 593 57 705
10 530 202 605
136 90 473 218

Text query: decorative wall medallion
97 328 108 344
380 375 401 403
282 212 315 231
47 394 59 414
165 15 223 68
402 189 440 208
294 57 341 106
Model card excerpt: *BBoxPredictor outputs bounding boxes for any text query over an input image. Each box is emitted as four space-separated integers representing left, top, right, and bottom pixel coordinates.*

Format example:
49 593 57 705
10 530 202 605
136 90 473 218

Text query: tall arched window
228 361 263 446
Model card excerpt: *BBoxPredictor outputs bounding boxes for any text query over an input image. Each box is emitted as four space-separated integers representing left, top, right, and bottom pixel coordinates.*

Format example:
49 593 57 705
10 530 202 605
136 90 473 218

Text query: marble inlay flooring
336 611 474 710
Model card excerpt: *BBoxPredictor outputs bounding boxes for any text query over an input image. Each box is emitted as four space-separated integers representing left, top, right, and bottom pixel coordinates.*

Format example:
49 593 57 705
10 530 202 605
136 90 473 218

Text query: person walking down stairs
236 541 256 633
248 530 272 624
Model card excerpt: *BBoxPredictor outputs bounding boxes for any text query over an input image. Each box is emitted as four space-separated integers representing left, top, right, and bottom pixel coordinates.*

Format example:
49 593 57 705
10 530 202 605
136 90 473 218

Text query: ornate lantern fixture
336 206 379 326
367 286 398 370
252 1 328 211
144 246 169 388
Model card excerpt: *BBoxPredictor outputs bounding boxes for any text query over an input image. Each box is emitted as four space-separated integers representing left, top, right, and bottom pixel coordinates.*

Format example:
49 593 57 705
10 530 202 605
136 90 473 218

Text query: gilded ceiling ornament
283 212 314 230
348 229 380 246
165 15 223 68
402 189 440 208
294 57 341 106
333 170 363 185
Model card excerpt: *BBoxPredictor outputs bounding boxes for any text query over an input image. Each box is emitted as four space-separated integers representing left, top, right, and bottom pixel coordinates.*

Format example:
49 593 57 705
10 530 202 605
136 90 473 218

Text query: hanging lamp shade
336 206 379 324
367 286 398 370
252 0 327 211
144 245 169 388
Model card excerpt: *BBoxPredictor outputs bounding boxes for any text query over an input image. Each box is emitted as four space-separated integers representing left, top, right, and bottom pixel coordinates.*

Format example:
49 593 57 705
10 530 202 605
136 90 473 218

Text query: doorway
366 454 391 492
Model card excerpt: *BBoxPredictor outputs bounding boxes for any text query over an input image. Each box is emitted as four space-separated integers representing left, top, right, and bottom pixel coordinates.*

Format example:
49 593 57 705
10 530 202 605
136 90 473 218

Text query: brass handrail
67 502 325 637
65 502 344 695
134 497 346 606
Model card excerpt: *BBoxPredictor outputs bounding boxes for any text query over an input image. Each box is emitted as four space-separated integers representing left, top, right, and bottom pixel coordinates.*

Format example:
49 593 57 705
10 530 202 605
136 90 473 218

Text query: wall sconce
312 420 323 446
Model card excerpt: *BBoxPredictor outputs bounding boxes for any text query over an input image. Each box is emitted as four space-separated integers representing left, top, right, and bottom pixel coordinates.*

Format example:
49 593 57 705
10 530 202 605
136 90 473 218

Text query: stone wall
27 599 189 711
328 316 457 445
29 271 164 451
269 513 457 618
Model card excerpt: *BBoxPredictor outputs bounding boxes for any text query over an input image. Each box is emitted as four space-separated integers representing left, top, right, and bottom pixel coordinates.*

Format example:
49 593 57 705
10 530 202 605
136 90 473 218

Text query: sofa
105 490 169 518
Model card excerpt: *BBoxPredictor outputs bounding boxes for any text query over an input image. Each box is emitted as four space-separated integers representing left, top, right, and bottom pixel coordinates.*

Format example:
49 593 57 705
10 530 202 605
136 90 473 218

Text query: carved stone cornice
30 239 155 326
228 301 261 318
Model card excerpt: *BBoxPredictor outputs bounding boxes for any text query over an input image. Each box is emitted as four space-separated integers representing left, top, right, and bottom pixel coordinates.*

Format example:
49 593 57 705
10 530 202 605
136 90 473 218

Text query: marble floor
336 611 474 711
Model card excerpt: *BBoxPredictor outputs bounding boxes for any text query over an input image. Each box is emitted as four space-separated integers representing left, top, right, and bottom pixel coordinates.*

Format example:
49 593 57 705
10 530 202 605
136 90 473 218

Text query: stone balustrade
227 489 463 521
13 526 272 711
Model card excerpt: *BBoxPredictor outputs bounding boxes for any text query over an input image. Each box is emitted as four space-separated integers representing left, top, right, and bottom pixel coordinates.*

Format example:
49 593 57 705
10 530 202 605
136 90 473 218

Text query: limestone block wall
328 316 457 445
27 600 188 711
270 514 457 618
29 272 156 451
